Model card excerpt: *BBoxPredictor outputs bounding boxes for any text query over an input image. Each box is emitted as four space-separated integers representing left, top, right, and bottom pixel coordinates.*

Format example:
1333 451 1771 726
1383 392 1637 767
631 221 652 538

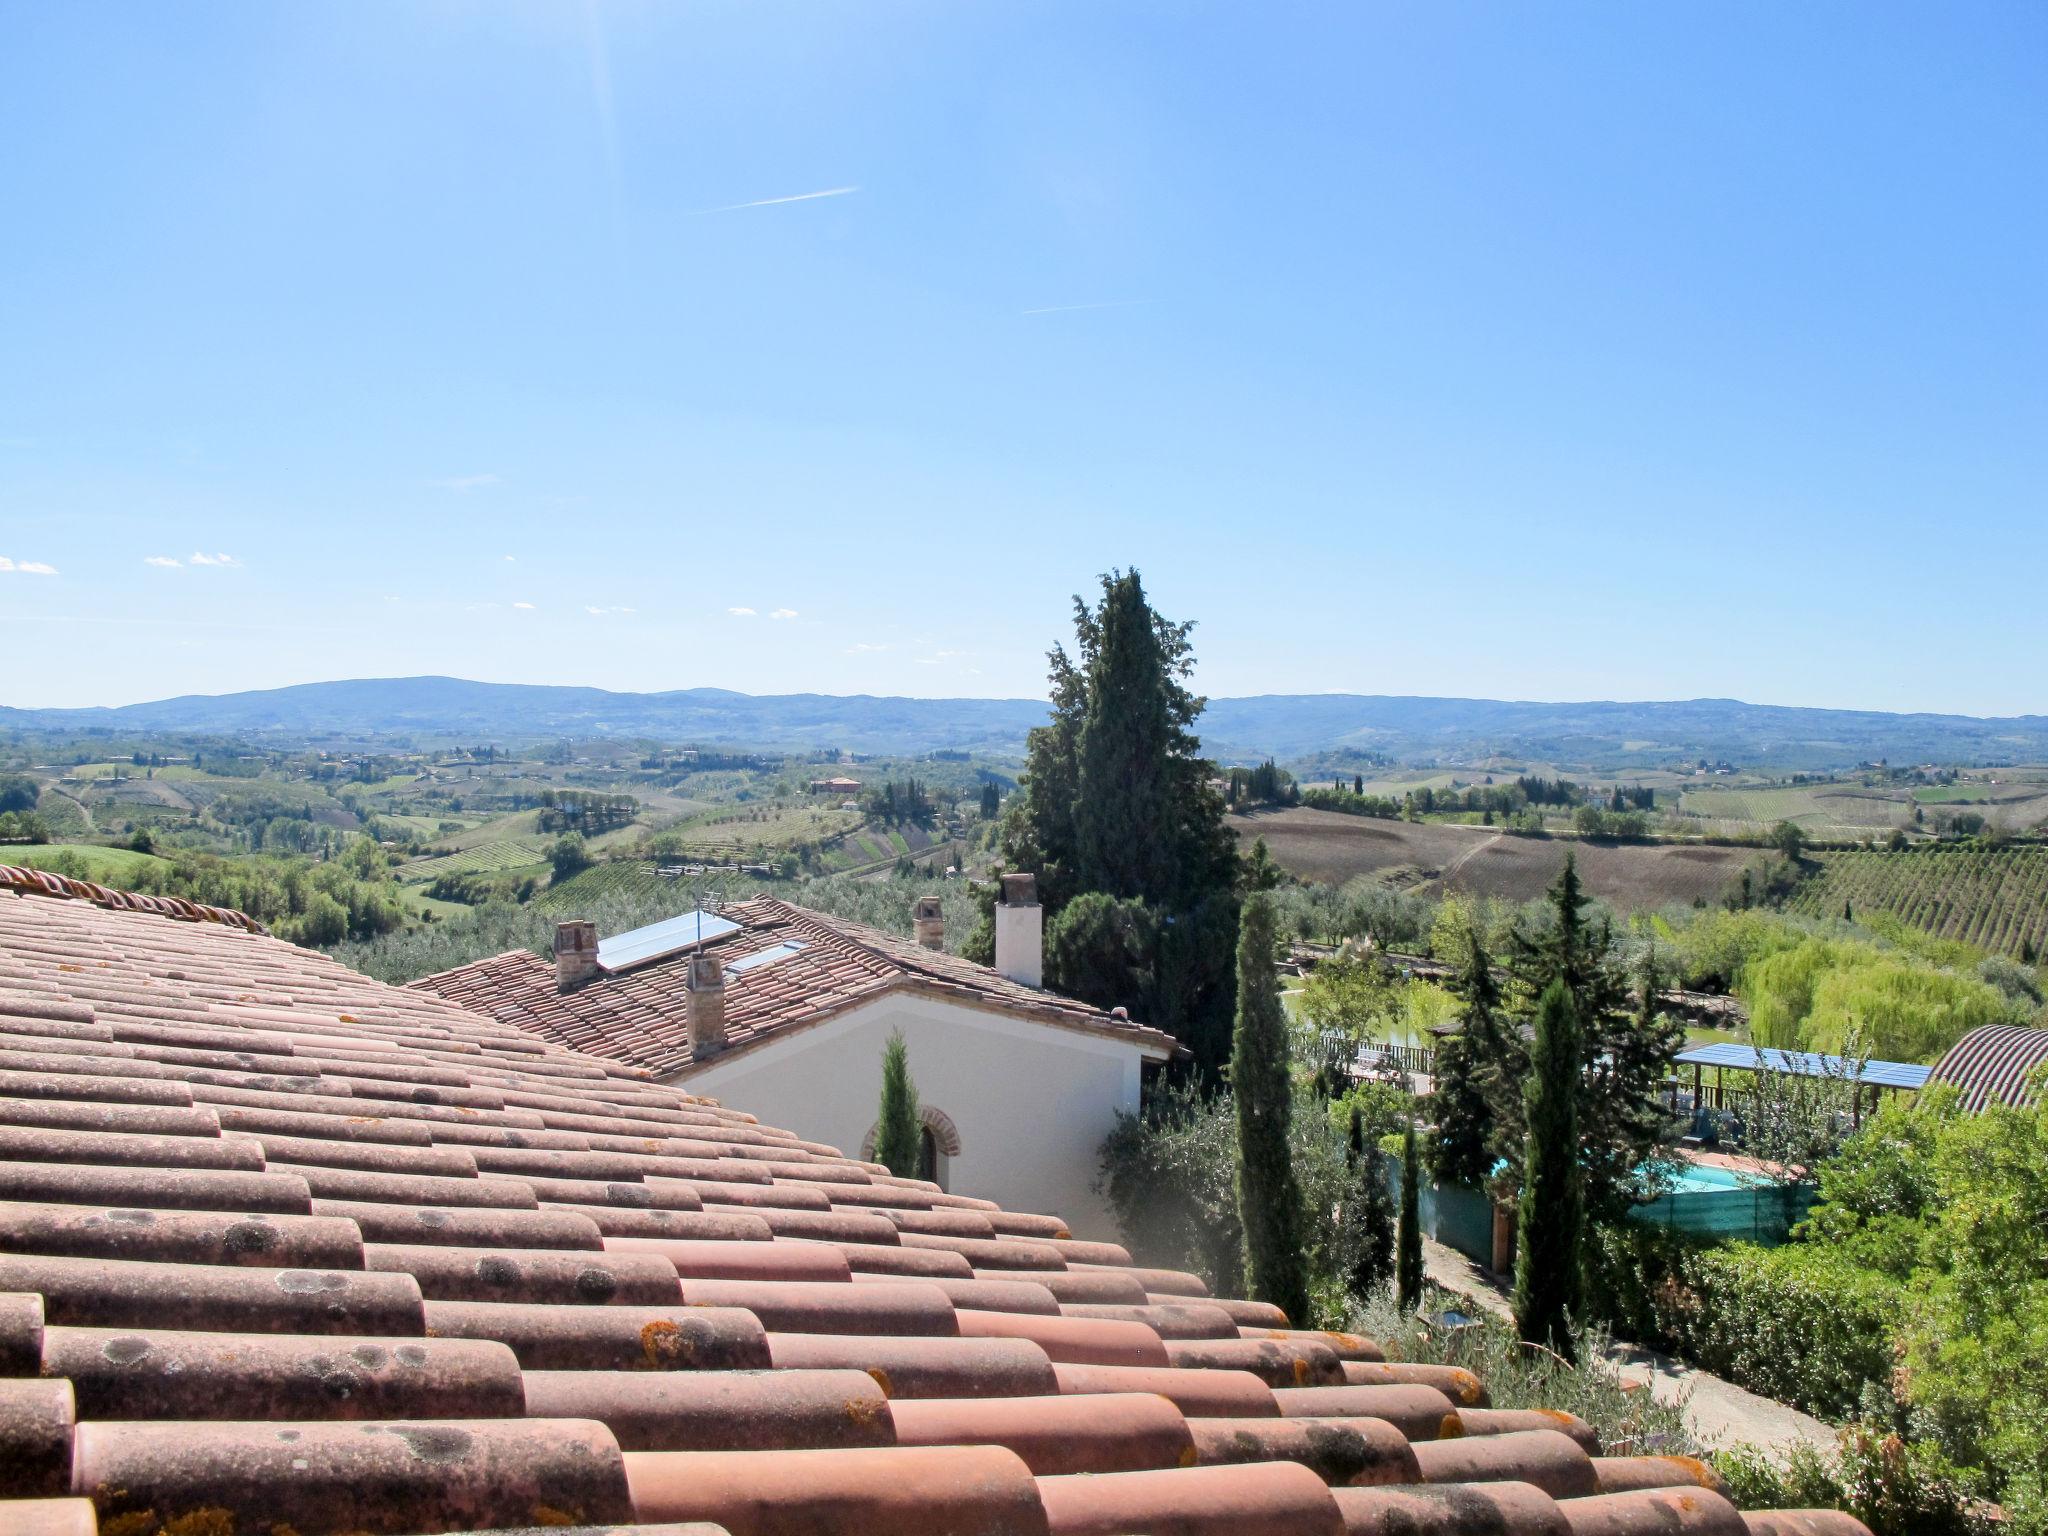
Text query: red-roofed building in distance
412 879 1173 1239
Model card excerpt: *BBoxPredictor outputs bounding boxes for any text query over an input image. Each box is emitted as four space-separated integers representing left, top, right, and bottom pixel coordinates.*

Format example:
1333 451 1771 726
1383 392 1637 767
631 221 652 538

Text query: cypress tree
1513 979 1584 1360
1343 1104 1397 1297
1428 924 1514 1189
1004 571 1239 1078
873 1030 922 1179
1233 891 1311 1326
1397 1119 1423 1312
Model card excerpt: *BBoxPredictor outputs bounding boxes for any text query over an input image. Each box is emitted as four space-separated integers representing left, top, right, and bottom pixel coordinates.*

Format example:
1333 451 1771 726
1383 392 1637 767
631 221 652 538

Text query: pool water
1653 1161 1749 1194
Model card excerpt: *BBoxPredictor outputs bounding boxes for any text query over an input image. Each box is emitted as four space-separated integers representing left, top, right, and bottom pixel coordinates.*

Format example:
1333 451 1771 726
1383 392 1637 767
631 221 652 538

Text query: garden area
1098 855 2048 1535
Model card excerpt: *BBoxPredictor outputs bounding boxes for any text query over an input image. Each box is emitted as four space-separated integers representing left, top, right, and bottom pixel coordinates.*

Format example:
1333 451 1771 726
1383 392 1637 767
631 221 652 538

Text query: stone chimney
553 920 599 991
994 872 1043 989
686 952 728 1058
912 895 945 951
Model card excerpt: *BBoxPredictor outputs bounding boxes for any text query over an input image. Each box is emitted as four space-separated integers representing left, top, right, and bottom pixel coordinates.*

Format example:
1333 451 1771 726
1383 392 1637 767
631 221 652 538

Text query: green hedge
1587 1224 1905 1421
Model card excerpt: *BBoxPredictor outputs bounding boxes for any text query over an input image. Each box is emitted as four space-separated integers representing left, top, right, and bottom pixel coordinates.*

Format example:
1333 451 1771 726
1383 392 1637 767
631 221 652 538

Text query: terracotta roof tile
0 878 1864 1536
410 897 1179 1077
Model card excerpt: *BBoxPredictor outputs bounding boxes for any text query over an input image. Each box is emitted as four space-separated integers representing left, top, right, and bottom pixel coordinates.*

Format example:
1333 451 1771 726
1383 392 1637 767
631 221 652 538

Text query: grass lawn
2 843 174 881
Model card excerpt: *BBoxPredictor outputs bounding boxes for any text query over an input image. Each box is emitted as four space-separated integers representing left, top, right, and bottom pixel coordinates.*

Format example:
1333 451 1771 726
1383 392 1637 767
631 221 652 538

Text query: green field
540 860 700 910
1792 845 2048 958
0 843 175 881
399 837 554 882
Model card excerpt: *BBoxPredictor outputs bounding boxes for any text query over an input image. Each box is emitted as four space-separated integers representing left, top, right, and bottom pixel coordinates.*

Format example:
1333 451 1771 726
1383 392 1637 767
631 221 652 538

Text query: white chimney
912 895 945 951
994 872 1042 989
553 920 599 991
686 952 729 1057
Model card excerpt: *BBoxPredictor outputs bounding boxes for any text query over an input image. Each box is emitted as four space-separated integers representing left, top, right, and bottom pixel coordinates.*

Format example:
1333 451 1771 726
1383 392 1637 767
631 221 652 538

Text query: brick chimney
553 920 599 991
994 872 1042 989
912 895 945 951
686 952 728 1058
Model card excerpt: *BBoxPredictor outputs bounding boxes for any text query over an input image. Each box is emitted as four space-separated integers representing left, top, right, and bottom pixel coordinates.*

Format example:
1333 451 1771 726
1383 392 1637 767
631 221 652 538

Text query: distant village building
412 877 1173 1237
809 776 863 795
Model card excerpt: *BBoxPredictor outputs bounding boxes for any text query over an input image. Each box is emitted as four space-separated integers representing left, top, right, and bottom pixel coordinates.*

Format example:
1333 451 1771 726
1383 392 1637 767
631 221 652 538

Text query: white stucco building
413 881 1175 1238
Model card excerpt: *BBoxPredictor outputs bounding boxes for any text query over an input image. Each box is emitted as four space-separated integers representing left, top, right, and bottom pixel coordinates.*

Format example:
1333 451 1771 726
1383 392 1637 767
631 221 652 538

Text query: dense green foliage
1585 1225 1904 1420
1396 1120 1422 1313
1002 571 1240 1074
1593 1084 2048 1531
1426 860 1681 1222
19 841 407 947
1741 933 2018 1061
1717 1433 1992 1536
548 832 593 883
872 1031 921 1179
1232 892 1311 1326
1100 1075 1404 1328
1513 979 1584 1358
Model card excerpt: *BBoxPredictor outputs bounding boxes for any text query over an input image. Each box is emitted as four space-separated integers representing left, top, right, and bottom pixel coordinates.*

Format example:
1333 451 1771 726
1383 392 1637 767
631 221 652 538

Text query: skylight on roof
597 910 740 972
725 940 807 975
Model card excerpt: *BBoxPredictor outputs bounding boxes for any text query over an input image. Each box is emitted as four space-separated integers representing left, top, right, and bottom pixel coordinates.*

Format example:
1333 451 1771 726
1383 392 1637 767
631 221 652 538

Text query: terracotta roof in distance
410 896 1179 1077
0 875 1870 1536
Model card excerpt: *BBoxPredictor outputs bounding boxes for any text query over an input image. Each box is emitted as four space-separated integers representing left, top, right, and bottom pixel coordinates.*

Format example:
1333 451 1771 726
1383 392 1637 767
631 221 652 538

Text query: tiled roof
410 897 1179 1077
0 878 1868 1536
0 862 267 933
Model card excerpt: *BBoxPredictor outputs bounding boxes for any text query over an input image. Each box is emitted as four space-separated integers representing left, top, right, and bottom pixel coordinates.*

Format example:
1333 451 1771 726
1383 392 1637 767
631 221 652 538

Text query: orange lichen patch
845 1395 888 1429
0 876 1872 1536
638 1319 692 1368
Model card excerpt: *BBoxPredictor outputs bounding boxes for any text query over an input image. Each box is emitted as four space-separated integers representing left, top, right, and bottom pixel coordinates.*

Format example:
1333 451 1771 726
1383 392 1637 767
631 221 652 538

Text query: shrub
1348 1288 1696 1458
1583 1225 1904 1421
1099 1076 1404 1329
1716 1431 1991 1536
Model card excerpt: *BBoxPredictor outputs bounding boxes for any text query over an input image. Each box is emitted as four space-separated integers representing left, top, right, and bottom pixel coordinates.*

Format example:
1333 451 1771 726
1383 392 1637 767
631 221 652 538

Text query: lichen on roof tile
0 876 1868 1536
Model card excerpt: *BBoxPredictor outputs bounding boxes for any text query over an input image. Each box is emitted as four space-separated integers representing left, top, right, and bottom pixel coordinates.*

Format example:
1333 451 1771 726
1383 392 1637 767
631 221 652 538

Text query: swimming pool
1650 1160 1749 1194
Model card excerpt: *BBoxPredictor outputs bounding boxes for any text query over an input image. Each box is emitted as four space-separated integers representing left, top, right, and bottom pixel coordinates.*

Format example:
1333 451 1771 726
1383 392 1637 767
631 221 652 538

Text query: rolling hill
6 676 2046 768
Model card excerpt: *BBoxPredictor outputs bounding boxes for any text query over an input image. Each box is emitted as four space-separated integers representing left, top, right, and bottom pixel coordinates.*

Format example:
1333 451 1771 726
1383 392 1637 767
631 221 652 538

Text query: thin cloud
844 642 889 654
0 557 57 575
430 474 501 492
585 605 635 616
690 186 859 216
502 554 517 563
769 608 799 620
1020 300 1149 317
513 601 536 611
144 556 182 569
727 606 758 617
188 552 239 567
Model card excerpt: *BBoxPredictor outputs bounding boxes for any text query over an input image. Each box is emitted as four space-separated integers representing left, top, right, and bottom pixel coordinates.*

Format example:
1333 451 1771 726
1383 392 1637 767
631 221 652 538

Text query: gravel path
1420 1235 1837 1464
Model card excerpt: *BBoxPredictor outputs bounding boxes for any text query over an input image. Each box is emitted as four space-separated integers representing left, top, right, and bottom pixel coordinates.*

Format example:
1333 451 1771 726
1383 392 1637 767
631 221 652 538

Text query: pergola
1673 1042 1931 1129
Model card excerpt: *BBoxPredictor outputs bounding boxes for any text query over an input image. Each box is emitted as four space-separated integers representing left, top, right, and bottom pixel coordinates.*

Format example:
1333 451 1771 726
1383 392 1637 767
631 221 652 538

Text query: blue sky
2 2 2041 715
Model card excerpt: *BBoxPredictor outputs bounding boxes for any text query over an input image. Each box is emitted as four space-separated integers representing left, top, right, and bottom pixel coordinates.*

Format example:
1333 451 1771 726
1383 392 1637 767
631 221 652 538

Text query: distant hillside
5 676 2045 768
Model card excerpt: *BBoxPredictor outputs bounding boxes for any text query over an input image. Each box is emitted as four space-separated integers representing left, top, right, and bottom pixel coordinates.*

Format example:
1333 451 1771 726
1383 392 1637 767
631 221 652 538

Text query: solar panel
1673 1041 1931 1089
725 941 807 975
597 910 740 972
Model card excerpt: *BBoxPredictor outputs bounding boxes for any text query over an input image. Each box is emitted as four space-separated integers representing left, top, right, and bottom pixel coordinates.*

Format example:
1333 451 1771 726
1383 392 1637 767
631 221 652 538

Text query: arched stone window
862 1105 961 1191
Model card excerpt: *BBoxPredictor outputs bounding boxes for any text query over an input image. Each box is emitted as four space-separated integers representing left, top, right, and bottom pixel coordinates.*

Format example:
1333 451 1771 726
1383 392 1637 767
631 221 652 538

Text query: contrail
1019 300 1148 316
691 186 860 215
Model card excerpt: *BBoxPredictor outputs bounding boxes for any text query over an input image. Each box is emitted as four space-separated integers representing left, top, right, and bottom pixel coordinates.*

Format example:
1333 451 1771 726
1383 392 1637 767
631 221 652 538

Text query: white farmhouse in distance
411 876 1174 1238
